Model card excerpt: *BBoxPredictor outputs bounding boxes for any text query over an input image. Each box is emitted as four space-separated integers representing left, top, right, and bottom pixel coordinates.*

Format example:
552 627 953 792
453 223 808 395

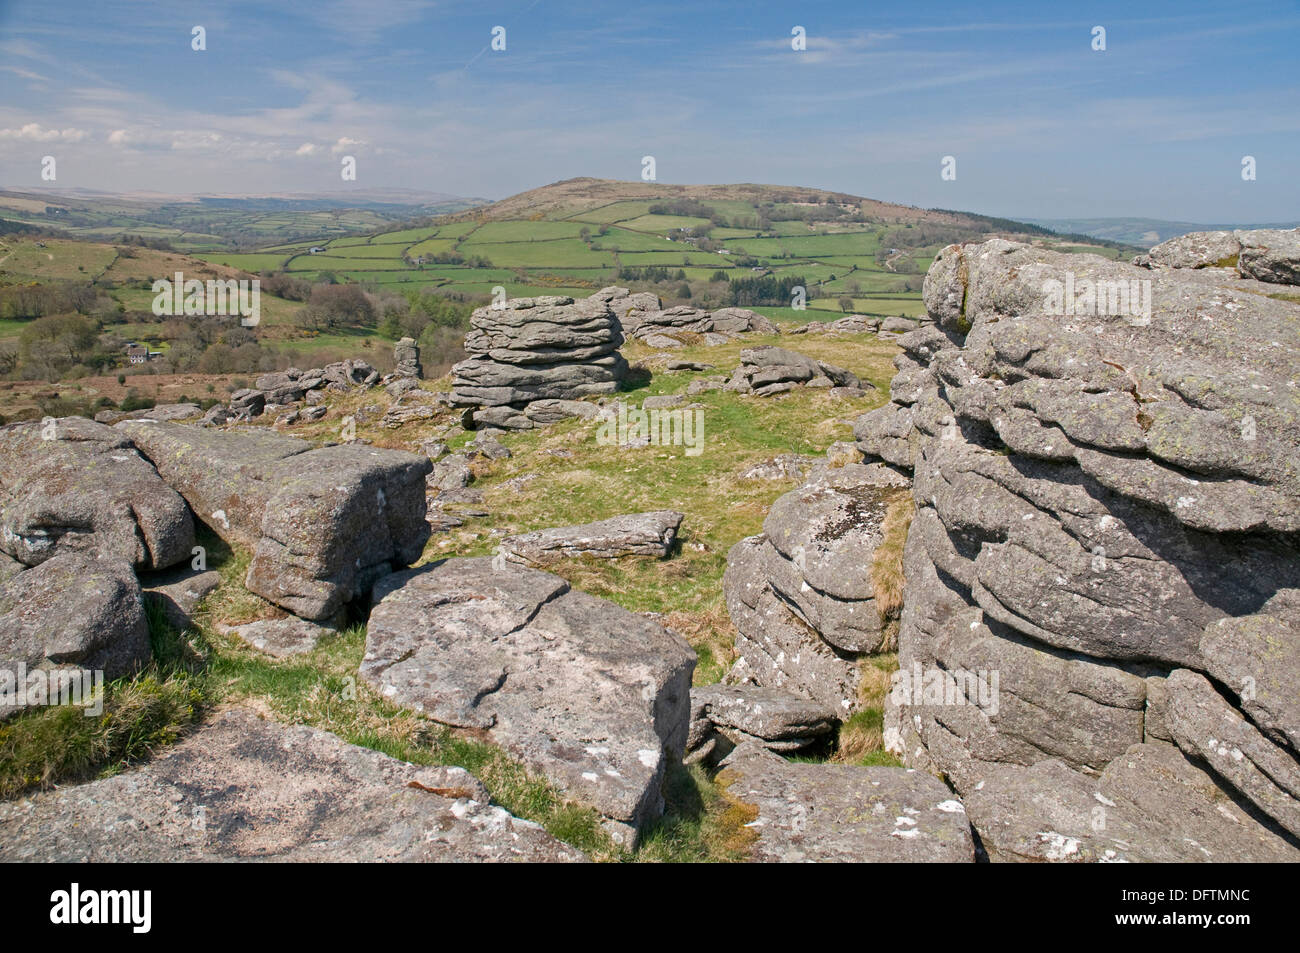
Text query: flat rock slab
362 558 696 843
0 709 585 862
218 616 339 658
119 421 431 621
500 510 683 565
0 417 194 571
718 743 975 862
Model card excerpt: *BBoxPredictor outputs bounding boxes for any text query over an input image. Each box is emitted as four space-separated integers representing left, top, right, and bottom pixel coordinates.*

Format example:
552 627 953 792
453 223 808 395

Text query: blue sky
1 0 1297 222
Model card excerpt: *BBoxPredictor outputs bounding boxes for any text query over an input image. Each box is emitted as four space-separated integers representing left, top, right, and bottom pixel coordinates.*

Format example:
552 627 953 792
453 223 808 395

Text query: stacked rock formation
0 417 195 712
393 337 422 378
856 238 1300 861
450 292 629 429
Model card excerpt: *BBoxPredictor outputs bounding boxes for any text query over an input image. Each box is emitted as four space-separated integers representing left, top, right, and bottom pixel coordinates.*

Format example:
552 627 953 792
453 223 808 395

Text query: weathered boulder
688 684 835 761
1235 227 1300 284
118 421 431 621
0 709 586 862
591 286 662 334
469 398 603 431
1133 229 1241 270
1133 227 1300 285
962 745 1297 862
723 463 910 716
428 452 473 492
219 616 340 658
0 552 149 715
728 346 863 396
717 742 976 862
499 511 683 565
361 558 696 844
0 417 194 571
788 314 881 335
630 305 776 347
95 402 203 425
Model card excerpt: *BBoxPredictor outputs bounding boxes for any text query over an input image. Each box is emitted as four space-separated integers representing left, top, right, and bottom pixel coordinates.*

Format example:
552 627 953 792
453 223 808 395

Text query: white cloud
0 123 88 142
296 142 318 155
330 136 364 155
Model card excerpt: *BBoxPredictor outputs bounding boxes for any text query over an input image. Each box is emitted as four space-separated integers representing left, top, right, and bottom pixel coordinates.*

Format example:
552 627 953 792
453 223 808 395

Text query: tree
838 296 854 313
18 313 99 380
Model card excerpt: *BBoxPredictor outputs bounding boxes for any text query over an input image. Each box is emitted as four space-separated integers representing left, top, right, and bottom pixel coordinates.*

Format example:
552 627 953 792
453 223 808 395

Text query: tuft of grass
833 653 901 766
869 491 914 636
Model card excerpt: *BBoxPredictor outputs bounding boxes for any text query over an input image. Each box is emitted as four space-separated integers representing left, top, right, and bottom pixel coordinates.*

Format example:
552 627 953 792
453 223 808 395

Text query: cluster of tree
0 280 117 321
0 312 109 380
648 199 717 219
292 283 375 331
727 274 808 308
616 265 684 283
114 234 178 252
410 250 465 265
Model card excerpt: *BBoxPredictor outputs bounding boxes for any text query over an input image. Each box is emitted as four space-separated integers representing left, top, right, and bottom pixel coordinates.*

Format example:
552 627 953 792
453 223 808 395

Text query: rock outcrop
592 286 662 334
1134 226 1300 285
0 709 585 862
726 346 865 397
498 511 683 565
723 463 911 715
119 421 431 621
203 360 380 426
450 293 628 425
361 558 696 844
857 238 1300 860
0 417 194 571
630 305 777 348
788 314 881 335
